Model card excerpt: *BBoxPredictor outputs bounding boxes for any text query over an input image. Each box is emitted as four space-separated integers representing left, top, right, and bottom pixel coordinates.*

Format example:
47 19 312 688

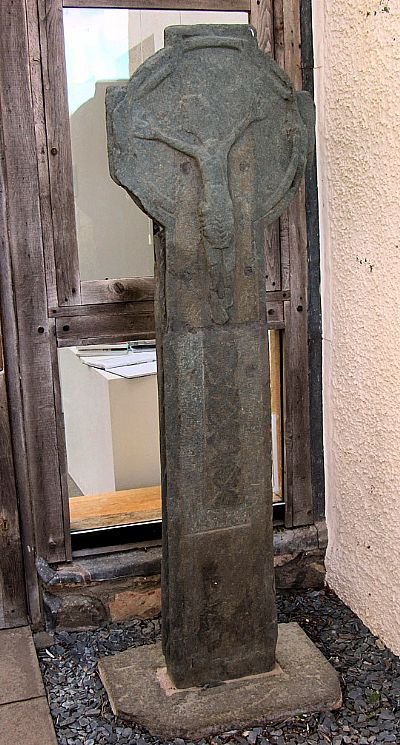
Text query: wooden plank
70 486 162 532
0 371 27 628
251 0 284 348
301 0 325 521
282 0 302 89
81 277 155 305
0 0 69 564
264 220 281 291
249 0 274 54
271 0 291 296
267 0 313 527
38 0 81 306
273 0 284 66
70 471 283 531
64 0 250 9
25 0 58 308
279 213 291 292
273 0 291 291
274 0 285 68
51 292 288 315
50 300 155 318
283 194 312 527
49 318 72 560
55 299 283 346
0 106 41 626
55 302 156 346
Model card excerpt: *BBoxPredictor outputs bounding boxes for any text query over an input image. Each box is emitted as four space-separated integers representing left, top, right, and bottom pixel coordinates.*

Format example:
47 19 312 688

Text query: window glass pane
63 8 248 282
60 332 281 537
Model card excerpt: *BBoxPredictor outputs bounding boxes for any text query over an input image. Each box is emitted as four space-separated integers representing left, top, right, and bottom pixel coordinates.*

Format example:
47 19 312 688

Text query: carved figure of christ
106 24 314 688
128 94 269 324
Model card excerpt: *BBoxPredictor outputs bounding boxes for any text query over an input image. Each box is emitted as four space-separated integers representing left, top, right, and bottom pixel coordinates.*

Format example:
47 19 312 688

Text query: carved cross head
106 25 314 324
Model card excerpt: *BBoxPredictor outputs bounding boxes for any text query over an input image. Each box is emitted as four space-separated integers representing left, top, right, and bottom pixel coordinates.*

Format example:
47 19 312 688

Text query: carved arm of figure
129 116 203 161
130 115 234 250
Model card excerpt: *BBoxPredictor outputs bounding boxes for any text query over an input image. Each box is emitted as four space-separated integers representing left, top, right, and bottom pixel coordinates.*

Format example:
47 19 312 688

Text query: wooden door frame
0 0 323 624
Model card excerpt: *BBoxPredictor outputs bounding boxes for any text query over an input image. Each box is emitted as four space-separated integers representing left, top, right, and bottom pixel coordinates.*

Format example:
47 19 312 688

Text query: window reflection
63 8 248 282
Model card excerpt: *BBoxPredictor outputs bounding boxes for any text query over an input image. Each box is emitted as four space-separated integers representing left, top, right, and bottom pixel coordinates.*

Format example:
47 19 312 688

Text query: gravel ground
38 589 400 745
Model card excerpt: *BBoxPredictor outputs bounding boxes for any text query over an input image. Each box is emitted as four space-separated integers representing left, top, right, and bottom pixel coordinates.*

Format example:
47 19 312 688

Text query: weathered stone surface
43 575 162 630
54 593 108 631
99 622 342 739
0 698 58 745
36 548 161 587
39 545 325 631
106 24 314 688
0 626 44 705
274 549 326 590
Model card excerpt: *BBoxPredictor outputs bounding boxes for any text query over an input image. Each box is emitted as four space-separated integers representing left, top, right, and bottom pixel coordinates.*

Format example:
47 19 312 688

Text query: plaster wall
312 0 400 654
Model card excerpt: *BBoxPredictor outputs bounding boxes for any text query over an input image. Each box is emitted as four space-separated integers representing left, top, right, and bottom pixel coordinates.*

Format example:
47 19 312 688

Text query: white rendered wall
58 348 161 494
58 348 115 494
312 0 400 654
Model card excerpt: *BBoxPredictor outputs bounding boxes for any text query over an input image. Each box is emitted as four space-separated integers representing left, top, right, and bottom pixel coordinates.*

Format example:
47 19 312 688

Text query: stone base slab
99 622 342 739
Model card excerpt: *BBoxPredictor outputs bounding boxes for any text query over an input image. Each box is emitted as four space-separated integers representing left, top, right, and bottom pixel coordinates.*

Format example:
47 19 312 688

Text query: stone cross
106 25 314 689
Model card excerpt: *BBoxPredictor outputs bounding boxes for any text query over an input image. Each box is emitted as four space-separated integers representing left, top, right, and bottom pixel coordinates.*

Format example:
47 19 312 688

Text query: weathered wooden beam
0 369 27 628
51 288 288 316
26 0 59 309
0 0 70 569
49 318 72 560
250 0 313 527
249 0 274 54
52 300 156 320
55 302 155 346
0 125 42 626
37 0 81 306
301 0 325 522
54 298 284 346
280 0 313 527
265 220 282 292
81 277 155 305
63 0 250 10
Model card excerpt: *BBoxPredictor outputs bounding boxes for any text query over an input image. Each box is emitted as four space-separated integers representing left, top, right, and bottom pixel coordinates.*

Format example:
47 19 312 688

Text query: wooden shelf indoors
69 485 162 532
70 481 283 534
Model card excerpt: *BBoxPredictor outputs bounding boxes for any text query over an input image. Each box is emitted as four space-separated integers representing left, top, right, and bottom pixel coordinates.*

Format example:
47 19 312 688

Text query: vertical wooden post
280 0 313 526
37 0 81 307
0 0 70 583
301 0 325 521
252 0 313 526
0 128 42 626
0 316 27 628
250 0 274 54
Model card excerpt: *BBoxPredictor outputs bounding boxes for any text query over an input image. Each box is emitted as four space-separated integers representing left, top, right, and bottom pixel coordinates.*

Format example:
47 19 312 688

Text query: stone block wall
37 525 327 631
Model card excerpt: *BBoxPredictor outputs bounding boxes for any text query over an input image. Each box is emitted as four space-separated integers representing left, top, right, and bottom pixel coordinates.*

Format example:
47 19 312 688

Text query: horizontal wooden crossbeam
63 0 250 11
53 299 284 346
